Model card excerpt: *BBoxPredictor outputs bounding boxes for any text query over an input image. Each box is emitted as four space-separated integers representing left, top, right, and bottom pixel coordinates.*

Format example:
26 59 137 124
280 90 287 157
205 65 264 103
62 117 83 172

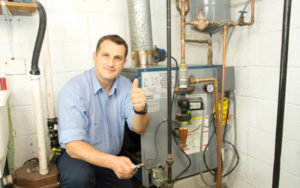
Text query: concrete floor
173 174 229 188
132 172 229 188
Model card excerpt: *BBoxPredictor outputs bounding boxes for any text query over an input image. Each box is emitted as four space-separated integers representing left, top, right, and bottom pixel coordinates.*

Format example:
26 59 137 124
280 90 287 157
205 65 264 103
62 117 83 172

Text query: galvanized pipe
166 0 174 187
272 0 292 187
127 0 154 67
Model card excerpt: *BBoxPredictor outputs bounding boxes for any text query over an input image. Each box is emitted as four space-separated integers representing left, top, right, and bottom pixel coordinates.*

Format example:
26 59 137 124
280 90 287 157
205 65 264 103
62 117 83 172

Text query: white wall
0 0 299 187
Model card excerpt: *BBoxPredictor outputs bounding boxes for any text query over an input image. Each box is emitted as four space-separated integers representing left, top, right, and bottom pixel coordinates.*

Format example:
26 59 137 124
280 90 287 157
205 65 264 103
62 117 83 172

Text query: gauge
205 83 214 93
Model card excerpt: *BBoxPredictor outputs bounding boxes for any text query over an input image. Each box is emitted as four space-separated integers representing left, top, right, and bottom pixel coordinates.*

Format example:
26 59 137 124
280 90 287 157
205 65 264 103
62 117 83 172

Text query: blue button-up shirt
58 68 135 155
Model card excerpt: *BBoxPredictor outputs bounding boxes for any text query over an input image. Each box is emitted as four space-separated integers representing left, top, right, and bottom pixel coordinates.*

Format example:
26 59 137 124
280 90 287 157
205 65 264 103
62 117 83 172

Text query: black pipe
166 0 173 185
30 1 47 75
272 0 292 188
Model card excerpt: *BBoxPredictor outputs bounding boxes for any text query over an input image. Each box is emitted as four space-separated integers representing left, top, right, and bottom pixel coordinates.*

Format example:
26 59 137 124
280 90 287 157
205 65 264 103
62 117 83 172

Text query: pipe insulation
272 0 292 187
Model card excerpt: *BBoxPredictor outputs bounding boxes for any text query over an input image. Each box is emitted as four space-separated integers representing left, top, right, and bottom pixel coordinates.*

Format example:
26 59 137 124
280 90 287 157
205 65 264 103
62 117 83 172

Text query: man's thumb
132 78 139 88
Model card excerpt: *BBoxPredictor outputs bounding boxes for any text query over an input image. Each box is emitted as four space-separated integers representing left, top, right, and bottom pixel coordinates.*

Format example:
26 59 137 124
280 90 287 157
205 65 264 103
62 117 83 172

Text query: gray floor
173 173 229 188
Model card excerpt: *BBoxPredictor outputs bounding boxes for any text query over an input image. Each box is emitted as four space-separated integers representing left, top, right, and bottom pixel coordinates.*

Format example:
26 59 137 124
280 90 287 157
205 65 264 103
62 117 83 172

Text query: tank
0 90 10 178
190 0 231 34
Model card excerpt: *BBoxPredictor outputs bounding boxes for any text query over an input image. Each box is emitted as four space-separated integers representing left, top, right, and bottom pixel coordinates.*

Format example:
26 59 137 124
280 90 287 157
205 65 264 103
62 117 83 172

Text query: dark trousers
57 150 133 188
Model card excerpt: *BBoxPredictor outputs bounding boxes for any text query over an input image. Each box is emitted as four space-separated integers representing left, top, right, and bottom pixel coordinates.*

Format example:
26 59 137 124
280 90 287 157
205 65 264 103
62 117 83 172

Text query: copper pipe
186 19 236 31
238 0 255 26
213 24 228 188
180 0 186 63
185 39 213 65
185 8 209 31
176 0 190 16
189 77 221 162
208 40 212 65
189 76 221 187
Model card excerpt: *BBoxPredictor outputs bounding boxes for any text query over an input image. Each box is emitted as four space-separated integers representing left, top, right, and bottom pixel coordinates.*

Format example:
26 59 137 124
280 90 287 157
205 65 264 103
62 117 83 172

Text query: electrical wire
171 120 192 182
144 56 179 170
202 96 239 178
144 119 167 171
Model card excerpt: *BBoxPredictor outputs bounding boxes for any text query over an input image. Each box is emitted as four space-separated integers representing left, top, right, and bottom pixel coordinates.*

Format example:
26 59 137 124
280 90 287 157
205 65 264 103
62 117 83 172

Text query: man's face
93 40 127 84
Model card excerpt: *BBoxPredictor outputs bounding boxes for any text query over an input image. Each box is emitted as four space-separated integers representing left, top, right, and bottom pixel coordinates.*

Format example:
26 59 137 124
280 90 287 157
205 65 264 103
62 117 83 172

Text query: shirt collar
91 68 118 96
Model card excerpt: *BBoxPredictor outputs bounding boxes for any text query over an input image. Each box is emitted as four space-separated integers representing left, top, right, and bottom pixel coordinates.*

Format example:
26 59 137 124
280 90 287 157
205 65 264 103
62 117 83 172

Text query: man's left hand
130 79 146 112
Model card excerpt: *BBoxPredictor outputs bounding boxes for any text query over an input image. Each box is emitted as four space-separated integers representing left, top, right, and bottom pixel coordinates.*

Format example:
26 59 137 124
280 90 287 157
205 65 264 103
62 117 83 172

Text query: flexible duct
127 0 154 67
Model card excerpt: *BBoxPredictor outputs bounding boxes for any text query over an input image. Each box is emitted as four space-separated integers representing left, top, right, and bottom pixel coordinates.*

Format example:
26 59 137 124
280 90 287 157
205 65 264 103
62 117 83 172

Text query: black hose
272 0 292 187
30 1 47 75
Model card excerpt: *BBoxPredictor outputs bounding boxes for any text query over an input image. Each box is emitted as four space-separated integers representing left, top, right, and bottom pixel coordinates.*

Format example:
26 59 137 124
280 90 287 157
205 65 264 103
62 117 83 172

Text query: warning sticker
184 115 209 155
142 71 176 112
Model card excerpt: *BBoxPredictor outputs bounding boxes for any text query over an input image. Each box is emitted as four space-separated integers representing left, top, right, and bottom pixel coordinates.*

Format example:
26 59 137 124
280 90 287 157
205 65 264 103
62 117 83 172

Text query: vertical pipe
30 1 48 175
272 0 292 187
166 0 173 187
217 24 228 188
30 75 48 175
179 0 188 89
180 0 185 62
127 0 154 67
250 0 255 25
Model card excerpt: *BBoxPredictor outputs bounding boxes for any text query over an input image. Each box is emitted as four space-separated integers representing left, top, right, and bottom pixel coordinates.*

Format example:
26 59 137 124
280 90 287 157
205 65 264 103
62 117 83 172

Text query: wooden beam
0 2 37 15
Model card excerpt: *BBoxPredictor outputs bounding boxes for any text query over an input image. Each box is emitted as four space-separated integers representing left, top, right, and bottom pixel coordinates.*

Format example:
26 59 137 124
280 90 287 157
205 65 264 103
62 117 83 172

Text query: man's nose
108 58 114 67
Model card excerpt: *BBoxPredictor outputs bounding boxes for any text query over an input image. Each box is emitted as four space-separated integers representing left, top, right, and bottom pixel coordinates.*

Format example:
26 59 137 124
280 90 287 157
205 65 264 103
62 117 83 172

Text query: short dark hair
96 34 128 58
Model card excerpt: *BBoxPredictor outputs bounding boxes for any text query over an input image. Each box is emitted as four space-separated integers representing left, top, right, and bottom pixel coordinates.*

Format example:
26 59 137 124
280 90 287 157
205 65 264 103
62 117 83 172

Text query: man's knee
57 151 95 188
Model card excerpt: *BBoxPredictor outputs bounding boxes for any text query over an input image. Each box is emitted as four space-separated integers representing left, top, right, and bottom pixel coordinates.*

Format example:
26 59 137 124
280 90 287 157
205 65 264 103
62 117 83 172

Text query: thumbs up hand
130 78 146 113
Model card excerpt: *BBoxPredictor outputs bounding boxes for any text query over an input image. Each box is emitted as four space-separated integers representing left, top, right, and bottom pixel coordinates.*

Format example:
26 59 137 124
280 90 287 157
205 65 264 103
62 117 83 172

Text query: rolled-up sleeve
58 83 89 148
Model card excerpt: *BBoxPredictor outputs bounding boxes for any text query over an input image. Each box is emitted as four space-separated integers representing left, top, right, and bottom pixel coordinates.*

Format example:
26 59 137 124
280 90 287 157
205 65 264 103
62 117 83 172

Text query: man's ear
122 59 127 68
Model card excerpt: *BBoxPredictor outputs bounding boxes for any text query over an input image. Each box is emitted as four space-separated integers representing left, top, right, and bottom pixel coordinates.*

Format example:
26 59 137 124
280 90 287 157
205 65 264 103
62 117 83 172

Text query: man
57 34 150 188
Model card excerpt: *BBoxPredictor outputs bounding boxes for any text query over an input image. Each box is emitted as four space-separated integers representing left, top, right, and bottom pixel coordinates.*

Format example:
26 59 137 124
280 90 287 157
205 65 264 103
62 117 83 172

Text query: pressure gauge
205 83 214 93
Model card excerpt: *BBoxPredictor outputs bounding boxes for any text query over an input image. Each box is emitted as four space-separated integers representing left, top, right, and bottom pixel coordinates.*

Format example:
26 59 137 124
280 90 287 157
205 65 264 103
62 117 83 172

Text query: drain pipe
272 0 292 187
38 0 60 161
166 0 174 187
30 0 48 175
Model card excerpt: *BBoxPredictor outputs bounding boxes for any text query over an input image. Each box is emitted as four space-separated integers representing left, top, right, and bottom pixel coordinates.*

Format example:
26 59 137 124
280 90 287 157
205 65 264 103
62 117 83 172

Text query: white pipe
39 0 56 119
30 75 48 175
41 30 55 119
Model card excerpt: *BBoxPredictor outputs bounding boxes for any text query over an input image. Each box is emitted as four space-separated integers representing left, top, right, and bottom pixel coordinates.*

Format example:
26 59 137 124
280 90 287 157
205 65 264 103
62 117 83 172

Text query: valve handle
239 10 248 14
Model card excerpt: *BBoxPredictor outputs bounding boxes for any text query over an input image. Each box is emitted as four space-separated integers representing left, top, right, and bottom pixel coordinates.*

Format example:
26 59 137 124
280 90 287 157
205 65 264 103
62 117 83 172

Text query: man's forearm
66 140 137 179
132 113 150 134
66 140 117 169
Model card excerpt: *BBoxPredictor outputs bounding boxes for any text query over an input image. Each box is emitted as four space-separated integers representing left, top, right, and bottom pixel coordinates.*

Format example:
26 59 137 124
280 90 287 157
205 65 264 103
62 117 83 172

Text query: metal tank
190 0 231 33
127 0 154 67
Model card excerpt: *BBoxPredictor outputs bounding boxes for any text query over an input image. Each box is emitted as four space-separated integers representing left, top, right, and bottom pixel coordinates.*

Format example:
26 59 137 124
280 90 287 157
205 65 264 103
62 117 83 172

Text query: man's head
95 35 128 58
93 35 128 86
